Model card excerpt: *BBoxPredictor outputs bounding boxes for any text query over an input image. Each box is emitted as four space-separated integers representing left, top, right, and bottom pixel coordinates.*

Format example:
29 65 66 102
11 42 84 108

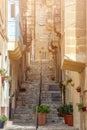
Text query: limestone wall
65 71 81 129
62 0 86 62
80 1 87 129
61 0 87 130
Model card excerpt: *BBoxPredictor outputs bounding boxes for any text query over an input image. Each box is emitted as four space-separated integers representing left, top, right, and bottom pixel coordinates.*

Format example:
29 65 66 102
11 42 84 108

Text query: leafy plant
66 78 72 85
0 115 8 122
34 104 50 113
63 104 73 115
0 68 11 82
65 78 74 87
0 68 7 76
57 104 64 116
59 80 65 88
77 103 83 111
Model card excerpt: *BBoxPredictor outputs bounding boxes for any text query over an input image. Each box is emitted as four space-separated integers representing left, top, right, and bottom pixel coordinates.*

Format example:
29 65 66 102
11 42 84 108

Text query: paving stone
4 123 79 130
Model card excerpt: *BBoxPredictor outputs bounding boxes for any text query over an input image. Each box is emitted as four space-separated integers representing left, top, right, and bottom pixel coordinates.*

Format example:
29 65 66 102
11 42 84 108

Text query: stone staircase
27 60 55 83
5 60 79 130
13 83 39 124
13 60 62 125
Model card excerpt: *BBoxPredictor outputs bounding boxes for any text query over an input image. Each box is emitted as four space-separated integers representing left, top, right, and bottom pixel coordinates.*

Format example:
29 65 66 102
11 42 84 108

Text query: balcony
8 40 22 60
46 0 52 7
61 28 85 72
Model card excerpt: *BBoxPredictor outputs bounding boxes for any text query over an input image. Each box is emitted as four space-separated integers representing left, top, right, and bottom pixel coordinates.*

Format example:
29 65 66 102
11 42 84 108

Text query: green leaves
0 68 8 76
0 68 11 82
0 115 8 122
77 103 83 111
59 77 74 88
34 104 50 113
63 104 73 115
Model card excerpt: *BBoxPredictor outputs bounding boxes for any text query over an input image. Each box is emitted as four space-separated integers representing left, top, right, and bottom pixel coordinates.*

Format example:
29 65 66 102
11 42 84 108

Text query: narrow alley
0 0 87 130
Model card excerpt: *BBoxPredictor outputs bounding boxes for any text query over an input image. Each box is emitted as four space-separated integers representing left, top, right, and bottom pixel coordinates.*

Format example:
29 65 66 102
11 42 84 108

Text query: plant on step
63 103 73 126
34 104 50 113
0 115 8 122
57 104 64 117
0 115 8 128
34 104 50 125
63 104 73 115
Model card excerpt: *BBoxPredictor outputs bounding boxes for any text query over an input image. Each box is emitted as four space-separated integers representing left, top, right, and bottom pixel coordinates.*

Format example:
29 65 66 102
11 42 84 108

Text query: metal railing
36 60 42 130
36 106 38 130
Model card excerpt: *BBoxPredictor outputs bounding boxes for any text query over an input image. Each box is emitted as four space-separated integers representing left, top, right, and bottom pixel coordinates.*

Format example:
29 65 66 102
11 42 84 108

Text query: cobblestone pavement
4 122 79 130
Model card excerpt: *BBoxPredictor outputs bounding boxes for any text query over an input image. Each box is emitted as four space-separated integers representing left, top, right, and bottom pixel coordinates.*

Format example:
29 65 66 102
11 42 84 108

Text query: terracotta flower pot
1 76 5 84
67 114 73 126
64 114 68 124
82 107 86 112
0 121 4 128
76 87 81 92
34 113 47 125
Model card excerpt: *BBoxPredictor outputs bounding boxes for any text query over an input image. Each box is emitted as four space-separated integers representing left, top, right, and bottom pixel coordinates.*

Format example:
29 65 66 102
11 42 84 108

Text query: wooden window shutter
11 4 15 18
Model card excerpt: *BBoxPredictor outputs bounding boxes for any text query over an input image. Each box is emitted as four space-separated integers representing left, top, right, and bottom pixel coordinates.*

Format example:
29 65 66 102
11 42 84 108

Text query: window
11 4 15 18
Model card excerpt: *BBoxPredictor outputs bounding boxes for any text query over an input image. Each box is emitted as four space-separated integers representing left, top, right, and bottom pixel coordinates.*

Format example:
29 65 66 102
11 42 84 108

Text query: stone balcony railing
61 30 85 72
8 40 22 60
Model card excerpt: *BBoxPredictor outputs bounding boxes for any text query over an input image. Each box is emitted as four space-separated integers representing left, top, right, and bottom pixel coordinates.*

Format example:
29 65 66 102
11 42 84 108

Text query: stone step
13 118 34 125
3 123 36 130
4 123 79 130
14 113 33 119
38 127 79 130
15 109 32 114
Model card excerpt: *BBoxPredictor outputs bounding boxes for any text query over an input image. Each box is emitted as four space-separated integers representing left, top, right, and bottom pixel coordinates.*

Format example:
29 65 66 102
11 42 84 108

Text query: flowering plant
77 103 86 112
0 68 11 83
76 86 81 92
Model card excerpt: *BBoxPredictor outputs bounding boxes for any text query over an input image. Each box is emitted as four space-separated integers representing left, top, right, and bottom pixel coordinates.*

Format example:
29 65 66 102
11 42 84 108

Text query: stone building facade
0 0 9 117
61 0 87 130
0 1 87 130
7 0 22 119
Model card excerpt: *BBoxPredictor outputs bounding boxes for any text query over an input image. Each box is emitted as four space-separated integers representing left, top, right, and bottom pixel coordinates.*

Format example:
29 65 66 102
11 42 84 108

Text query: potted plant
66 78 72 85
65 78 74 87
77 103 86 112
82 106 86 112
0 115 8 128
0 68 11 84
66 104 73 126
63 104 73 126
57 104 64 117
63 104 68 124
76 86 81 92
34 104 50 125
1 76 5 84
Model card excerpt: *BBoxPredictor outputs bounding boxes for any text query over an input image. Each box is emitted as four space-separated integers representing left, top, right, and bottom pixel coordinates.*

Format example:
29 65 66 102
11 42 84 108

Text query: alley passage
13 60 62 124
4 60 78 130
